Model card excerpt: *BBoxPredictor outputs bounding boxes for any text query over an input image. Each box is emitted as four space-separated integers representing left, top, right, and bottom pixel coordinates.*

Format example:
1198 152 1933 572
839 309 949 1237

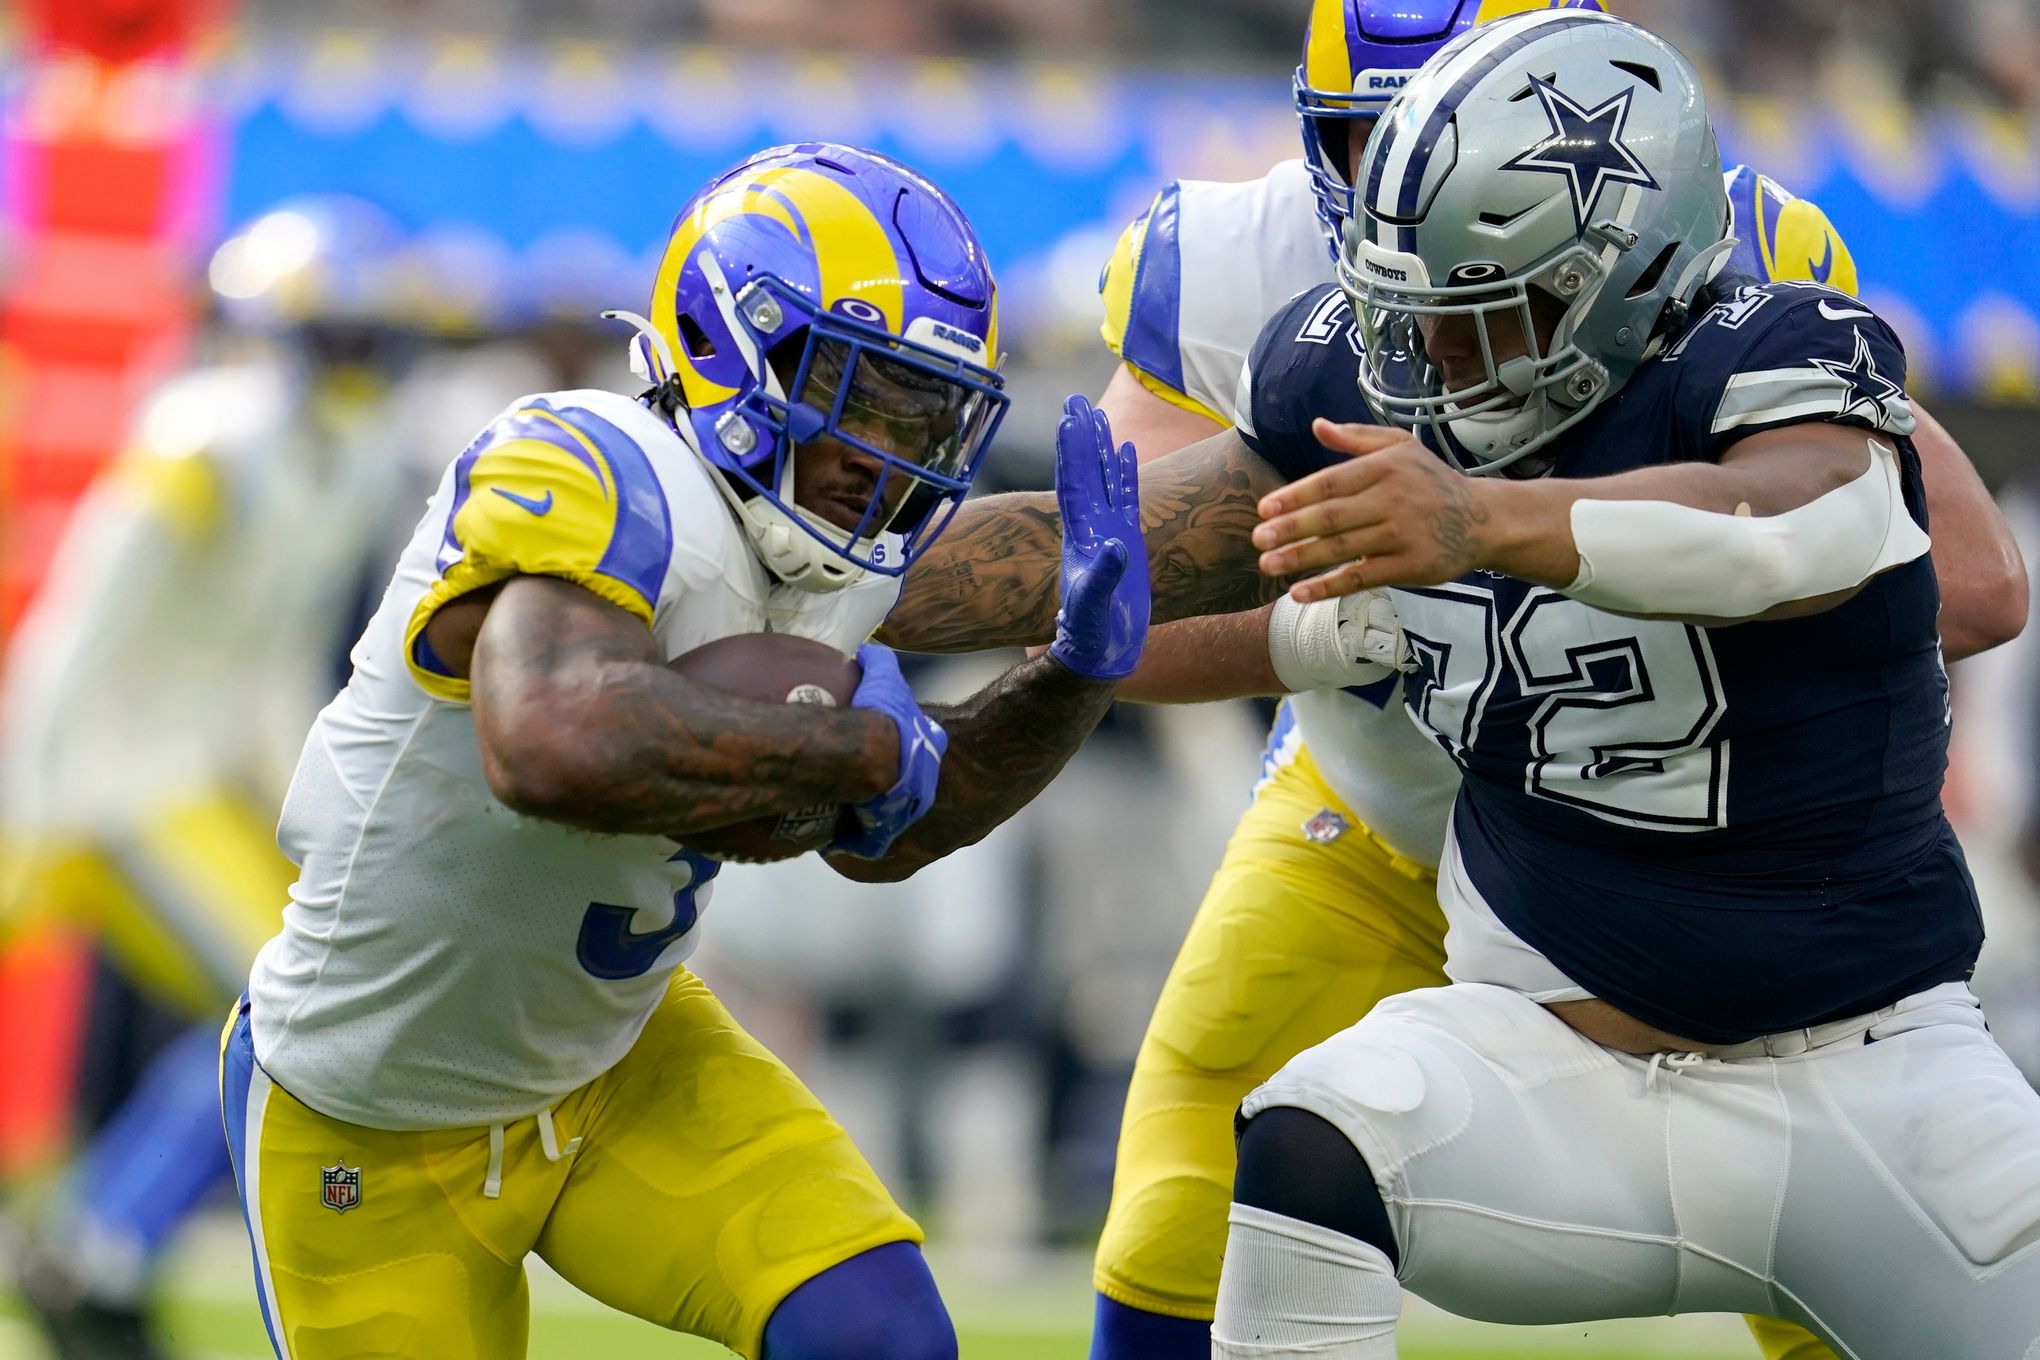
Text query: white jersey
1101 159 1459 867
1101 158 1330 425
248 388 901 1131
0 360 403 835
1102 160 1835 870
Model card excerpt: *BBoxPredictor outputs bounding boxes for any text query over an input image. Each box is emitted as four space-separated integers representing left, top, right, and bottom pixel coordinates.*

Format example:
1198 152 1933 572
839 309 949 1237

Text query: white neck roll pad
1566 438 1931 619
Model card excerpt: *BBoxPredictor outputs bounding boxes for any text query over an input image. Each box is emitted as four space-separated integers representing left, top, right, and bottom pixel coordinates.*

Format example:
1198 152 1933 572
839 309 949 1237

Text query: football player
219 143 1148 1360
885 7 2031 1353
1203 13 2040 1354
1068 2 2021 1357
1 196 419 1360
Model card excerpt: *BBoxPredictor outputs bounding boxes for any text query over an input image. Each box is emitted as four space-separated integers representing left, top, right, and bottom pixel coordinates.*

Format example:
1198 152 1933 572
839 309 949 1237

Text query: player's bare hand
1252 419 1493 601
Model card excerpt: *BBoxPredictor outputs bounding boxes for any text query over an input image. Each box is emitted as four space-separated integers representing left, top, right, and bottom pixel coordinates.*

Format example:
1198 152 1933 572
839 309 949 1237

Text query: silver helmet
1342 9 1732 474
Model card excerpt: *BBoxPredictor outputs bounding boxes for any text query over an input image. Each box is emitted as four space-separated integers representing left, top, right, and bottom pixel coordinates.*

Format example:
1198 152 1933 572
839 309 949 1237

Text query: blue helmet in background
207 195 407 330
1295 0 1604 254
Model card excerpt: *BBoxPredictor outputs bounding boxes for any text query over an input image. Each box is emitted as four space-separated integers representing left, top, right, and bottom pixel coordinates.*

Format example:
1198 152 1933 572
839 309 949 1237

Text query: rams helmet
615 143 1006 592
1296 0 1605 254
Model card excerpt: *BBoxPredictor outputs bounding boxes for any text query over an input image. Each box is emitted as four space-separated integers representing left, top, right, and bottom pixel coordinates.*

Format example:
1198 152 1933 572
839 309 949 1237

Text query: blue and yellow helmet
207 194 406 328
1296 0 1604 254
616 142 1006 593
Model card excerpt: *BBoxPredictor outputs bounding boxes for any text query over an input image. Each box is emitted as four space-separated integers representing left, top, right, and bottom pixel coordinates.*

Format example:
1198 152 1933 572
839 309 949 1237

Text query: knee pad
761 1242 956 1360
1094 1169 1232 1304
1234 1107 1399 1269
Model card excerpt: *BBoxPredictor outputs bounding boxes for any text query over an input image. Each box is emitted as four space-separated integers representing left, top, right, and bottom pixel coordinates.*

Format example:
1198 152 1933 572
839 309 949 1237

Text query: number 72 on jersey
1396 583 1730 832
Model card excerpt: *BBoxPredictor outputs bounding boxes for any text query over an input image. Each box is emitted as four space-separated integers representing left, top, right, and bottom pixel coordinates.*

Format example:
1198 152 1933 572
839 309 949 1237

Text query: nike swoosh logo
492 487 554 516
1817 300 1873 322
1810 234 1835 284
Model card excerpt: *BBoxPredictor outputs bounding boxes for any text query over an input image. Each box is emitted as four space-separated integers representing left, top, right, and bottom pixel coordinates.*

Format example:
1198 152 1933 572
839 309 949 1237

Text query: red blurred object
20 0 227 63
0 0 234 1173
0 926 94 1176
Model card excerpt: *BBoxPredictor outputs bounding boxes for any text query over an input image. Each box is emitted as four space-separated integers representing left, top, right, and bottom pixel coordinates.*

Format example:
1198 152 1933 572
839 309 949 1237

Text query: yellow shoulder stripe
403 427 663 703
1126 363 1226 426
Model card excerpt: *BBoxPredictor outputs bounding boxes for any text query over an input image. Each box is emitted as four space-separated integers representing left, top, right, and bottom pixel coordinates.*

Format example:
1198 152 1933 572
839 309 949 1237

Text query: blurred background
1 0 2038 1356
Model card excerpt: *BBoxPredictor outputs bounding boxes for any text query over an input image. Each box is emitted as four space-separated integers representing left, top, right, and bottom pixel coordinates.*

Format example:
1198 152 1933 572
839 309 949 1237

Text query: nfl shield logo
320 1162 362 1215
1301 809 1350 845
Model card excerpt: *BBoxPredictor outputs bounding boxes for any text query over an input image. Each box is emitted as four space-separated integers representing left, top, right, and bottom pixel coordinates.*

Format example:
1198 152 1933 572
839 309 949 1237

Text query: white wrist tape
1268 590 1408 693
1567 439 1930 619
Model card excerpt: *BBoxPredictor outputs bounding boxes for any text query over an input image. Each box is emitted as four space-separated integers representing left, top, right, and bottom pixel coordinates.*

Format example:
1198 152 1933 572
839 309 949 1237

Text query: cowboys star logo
1809 327 1910 429
1500 76 1660 232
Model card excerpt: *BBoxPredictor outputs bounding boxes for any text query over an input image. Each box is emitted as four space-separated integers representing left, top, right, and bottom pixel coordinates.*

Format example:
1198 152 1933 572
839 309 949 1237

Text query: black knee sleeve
1233 1106 1399 1270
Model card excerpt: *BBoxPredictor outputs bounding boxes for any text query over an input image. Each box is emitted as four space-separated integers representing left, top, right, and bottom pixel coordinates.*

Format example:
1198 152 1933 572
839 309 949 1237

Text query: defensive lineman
881 11 2039 1355
1205 14 2040 1357
1082 3 2021 1359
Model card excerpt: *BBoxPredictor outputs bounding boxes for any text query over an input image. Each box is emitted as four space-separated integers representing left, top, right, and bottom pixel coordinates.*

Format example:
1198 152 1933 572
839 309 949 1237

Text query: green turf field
0 1217 1763 1359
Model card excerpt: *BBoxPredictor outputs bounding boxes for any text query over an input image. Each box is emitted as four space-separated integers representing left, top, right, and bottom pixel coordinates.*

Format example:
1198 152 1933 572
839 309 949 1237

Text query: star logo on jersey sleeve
1809 327 1910 430
1500 77 1660 232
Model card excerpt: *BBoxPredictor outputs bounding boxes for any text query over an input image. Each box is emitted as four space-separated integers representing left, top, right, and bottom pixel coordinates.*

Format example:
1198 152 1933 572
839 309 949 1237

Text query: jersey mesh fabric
249 389 904 1129
1237 280 1979 1044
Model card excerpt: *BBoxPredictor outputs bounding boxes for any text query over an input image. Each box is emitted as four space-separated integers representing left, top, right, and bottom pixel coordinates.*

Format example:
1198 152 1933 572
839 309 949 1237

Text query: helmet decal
1498 76 1661 232
1292 0 1605 256
622 143 1005 593
1367 9 1607 225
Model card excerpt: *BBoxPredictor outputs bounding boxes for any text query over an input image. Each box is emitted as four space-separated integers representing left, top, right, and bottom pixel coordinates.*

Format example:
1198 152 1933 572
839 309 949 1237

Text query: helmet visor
735 275 1007 573
786 333 1003 545
1341 248 1598 472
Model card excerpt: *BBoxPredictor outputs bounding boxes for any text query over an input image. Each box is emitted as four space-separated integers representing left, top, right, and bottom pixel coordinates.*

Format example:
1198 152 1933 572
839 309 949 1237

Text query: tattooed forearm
470 577 896 838
880 428 1291 654
1418 454 1490 570
880 490 1064 653
1141 428 1293 624
830 654 1116 882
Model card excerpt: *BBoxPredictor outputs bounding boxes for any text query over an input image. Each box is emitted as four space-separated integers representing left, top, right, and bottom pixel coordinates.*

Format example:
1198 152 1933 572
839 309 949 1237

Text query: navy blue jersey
1238 279 1981 1044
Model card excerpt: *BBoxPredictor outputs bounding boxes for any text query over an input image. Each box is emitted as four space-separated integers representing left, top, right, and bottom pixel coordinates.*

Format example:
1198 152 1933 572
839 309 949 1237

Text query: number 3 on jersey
1401 585 1728 831
576 848 720 980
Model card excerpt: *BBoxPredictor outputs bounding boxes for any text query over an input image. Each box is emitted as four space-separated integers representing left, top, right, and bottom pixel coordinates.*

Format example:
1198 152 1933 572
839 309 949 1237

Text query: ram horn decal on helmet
618 142 1008 593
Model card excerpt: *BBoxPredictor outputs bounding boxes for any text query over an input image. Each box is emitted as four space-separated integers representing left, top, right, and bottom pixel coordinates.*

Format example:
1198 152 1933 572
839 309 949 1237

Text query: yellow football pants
1093 739 1837 1360
221 971 921 1360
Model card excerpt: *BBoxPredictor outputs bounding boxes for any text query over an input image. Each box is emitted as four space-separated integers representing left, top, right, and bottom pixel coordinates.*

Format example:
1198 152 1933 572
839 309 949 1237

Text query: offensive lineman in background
0 198 419 1360
222 143 1149 1360
1080 2 2024 1357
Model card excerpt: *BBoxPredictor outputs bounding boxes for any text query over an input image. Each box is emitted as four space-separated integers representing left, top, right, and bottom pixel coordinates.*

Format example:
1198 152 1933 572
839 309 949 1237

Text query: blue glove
1047 395 1150 680
831 642 948 859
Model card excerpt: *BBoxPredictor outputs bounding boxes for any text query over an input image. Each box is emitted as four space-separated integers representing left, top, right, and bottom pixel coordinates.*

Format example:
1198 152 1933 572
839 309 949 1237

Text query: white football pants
1224 980 2040 1359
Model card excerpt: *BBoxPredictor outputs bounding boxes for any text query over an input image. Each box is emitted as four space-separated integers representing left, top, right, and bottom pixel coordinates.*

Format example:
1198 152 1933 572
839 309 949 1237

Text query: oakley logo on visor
1447 262 1505 284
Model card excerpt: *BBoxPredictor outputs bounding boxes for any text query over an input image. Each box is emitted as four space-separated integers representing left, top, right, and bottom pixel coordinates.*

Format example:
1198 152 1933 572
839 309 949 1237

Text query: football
665 632 864 863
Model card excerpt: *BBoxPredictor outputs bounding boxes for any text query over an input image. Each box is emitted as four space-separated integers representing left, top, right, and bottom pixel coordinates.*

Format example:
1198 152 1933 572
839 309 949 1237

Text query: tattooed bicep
1137 428 1291 623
